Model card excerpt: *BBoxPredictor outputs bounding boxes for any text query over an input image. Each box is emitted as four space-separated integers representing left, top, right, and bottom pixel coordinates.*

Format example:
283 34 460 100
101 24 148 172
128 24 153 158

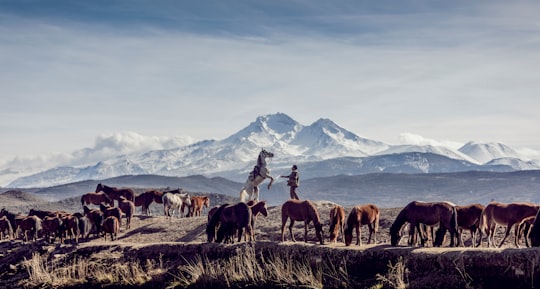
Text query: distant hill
4 171 540 208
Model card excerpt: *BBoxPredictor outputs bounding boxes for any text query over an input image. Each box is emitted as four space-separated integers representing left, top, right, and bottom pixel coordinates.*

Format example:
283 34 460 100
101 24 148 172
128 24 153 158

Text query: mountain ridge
5 113 540 188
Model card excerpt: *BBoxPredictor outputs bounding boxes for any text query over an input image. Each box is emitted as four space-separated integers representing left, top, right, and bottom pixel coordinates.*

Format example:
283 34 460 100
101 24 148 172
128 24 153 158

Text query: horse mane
344 206 358 235
390 205 408 235
206 203 229 241
306 201 322 228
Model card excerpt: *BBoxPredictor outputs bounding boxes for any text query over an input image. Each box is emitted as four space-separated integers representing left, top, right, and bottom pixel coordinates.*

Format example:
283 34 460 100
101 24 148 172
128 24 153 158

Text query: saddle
249 165 261 181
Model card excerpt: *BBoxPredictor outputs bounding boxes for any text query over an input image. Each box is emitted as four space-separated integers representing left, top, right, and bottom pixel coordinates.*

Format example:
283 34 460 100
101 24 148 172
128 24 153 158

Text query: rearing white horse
239 149 275 202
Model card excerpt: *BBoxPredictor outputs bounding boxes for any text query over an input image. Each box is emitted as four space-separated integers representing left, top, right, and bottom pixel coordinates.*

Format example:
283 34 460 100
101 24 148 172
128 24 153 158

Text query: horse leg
253 186 260 202
304 221 310 243
340 222 345 243
355 224 361 246
498 224 512 248
408 223 417 246
281 218 288 242
289 220 296 242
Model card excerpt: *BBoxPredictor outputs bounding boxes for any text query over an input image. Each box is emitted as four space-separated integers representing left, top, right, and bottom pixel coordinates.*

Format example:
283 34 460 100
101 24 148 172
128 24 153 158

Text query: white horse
239 149 275 202
163 192 192 218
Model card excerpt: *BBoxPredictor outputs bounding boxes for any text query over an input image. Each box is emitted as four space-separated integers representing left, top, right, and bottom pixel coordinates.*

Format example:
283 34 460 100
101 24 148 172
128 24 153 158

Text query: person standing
281 165 300 200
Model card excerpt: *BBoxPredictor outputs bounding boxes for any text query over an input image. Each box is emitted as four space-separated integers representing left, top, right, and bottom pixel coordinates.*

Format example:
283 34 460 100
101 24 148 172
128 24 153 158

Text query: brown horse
96 183 135 205
206 202 252 243
390 201 458 247
454 203 484 247
103 216 120 241
479 202 540 248
19 215 42 242
81 192 114 207
246 200 269 240
0 216 14 240
186 196 210 217
329 205 345 243
60 214 80 244
118 196 135 229
281 199 324 245
83 205 104 238
135 190 163 216
100 203 123 229
41 215 64 244
517 215 535 247
344 204 380 246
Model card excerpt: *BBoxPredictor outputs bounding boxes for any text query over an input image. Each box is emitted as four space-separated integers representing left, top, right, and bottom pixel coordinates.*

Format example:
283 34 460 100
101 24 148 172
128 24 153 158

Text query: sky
1 0 540 168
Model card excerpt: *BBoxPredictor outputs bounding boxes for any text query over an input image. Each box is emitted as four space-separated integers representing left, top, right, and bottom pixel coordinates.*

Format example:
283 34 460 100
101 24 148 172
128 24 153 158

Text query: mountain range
5 113 540 188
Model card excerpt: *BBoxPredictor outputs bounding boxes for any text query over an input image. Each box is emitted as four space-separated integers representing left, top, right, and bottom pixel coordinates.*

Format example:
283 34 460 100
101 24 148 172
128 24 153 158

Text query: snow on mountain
459 141 521 164
5 113 540 188
484 158 540 171
377 144 480 164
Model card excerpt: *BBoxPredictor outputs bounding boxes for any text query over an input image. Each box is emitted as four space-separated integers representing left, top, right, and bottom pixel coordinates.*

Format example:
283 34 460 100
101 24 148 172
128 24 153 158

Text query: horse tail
373 205 380 233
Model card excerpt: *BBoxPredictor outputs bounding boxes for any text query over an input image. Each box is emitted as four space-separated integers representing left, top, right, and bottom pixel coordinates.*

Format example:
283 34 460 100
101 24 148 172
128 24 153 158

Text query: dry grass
22 252 167 288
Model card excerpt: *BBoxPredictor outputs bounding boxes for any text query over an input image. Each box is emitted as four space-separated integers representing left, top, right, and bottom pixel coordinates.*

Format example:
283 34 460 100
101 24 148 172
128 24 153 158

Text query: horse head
95 183 103 193
260 148 274 159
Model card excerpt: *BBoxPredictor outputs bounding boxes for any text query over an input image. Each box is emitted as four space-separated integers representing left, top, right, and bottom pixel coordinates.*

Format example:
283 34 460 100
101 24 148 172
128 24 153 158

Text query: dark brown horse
187 196 210 217
96 183 135 205
206 202 252 243
102 216 120 241
390 201 458 247
454 203 484 247
41 215 64 244
528 210 540 247
0 208 21 236
247 200 268 241
329 205 345 243
344 204 380 246
60 213 80 244
81 192 114 207
0 216 14 240
100 203 123 230
479 202 540 247
281 199 324 245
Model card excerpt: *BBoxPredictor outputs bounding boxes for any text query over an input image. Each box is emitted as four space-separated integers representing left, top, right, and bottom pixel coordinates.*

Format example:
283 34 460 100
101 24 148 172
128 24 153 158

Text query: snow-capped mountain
458 141 522 164
5 113 540 188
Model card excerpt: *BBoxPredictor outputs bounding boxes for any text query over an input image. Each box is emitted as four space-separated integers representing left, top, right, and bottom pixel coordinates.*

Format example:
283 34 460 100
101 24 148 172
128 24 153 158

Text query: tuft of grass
22 252 167 288
169 246 350 289
375 257 409 289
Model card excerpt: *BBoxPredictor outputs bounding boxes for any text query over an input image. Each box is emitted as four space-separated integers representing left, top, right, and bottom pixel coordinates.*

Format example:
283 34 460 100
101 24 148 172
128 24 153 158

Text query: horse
186 196 210 217
102 216 120 241
454 204 484 247
390 201 458 247
528 210 540 247
0 216 14 240
28 208 57 219
479 202 540 248
41 215 64 244
246 200 268 240
135 190 163 216
329 205 345 243
0 208 21 236
83 205 104 238
118 196 135 229
517 215 535 247
60 213 80 244
73 212 92 242
95 183 135 205
344 204 380 246
19 215 42 242
239 149 275 202
81 192 114 207
281 199 324 245
162 192 192 218
206 203 253 243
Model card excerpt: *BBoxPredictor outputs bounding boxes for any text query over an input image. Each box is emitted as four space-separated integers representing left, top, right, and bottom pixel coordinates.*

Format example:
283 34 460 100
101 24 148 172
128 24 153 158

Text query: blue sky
1 0 540 165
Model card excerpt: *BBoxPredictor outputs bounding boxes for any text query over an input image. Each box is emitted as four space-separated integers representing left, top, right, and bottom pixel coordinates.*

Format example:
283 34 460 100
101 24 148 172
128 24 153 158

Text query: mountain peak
459 141 519 164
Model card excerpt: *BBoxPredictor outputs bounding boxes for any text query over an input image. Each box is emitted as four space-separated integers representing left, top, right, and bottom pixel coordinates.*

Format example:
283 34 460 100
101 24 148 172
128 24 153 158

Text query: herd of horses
3 181 540 249
0 183 210 243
